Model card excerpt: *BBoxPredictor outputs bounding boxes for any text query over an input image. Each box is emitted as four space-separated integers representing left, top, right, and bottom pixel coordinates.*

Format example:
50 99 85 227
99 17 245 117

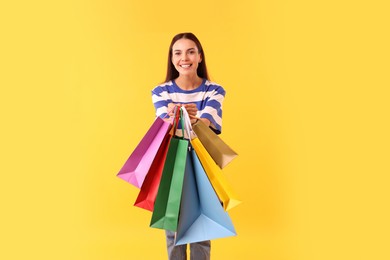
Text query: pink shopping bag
134 131 172 211
117 117 172 188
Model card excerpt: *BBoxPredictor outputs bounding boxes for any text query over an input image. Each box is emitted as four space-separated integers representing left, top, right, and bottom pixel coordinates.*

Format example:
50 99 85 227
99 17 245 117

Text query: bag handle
167 105 180 136
162 106 177 120
179 107 186 138
180 106 197 140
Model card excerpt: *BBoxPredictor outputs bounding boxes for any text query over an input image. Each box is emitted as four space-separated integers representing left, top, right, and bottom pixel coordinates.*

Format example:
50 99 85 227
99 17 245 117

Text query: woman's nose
181 53 188 60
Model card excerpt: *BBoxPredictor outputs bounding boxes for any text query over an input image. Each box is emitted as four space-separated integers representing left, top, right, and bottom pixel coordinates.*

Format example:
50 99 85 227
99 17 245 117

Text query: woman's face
171 39 202 77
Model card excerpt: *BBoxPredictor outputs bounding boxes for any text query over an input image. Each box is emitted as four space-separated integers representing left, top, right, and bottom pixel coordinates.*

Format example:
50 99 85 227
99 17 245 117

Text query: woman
152 32 226 260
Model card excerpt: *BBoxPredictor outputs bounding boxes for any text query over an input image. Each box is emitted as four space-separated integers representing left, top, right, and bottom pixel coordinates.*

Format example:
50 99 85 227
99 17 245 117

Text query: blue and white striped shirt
152 79 225 134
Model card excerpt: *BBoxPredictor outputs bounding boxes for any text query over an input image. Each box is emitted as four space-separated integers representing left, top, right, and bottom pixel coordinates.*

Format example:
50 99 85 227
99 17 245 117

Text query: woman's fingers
167 103 175 116
183 103 198 116
168 103 198 117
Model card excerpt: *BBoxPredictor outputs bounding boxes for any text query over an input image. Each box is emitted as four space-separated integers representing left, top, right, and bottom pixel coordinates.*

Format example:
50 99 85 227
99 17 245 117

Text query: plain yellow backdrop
1 0 389 259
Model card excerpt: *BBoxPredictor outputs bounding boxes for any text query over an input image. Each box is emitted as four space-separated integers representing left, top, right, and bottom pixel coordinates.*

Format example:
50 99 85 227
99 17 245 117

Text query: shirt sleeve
199 85 225 134
151 86 169 118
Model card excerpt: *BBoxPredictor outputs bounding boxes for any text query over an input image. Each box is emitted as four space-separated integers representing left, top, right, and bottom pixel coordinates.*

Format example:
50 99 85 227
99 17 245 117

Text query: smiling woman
171 40 203 85
164 33 209 88
153 32 225 135
151 32 227 260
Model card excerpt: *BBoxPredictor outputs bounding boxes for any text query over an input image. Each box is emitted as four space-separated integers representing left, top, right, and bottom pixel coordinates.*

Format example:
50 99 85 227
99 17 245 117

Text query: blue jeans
165 230 210 260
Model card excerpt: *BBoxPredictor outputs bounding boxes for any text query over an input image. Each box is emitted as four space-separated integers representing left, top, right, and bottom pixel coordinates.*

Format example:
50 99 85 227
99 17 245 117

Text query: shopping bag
150 137 189 231
192 120 237 168
116 117 171 188
191 137 241 211
175 148 237 245
133 131 172 211
180 106 241 211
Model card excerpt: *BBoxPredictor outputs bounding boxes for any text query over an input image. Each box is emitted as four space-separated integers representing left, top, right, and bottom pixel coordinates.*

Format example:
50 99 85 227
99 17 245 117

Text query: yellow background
1 0 389 259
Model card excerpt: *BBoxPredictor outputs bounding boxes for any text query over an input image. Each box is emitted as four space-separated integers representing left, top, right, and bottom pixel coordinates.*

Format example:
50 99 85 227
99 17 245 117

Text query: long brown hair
164 32 210 82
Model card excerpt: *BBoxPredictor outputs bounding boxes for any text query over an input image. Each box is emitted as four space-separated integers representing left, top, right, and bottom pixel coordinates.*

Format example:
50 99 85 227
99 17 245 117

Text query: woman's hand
183 103 198 124
168 103 197 116
167 103 200 124
167 103 177 117
183 103 198 117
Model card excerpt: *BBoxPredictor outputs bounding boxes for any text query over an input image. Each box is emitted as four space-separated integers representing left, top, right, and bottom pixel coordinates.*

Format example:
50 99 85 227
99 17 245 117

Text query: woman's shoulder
154 80 174 88
204 80 226 95
152 81 174 93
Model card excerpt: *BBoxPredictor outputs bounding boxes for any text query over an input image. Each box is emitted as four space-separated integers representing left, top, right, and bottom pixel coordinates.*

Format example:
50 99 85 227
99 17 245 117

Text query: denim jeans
165 230 210 260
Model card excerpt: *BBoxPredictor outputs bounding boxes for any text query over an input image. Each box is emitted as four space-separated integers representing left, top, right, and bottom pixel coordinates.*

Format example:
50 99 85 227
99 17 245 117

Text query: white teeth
180 64 191 68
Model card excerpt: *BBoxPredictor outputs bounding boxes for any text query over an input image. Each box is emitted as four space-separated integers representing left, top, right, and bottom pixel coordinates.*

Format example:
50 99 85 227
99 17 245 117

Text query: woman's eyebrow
173 48 196 52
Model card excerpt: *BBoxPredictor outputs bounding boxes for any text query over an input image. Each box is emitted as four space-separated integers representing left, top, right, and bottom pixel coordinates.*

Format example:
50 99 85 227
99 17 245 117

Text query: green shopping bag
150 108 189 231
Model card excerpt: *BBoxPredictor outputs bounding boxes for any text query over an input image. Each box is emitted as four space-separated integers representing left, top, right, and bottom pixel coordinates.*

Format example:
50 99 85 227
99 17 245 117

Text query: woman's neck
175 75 203 90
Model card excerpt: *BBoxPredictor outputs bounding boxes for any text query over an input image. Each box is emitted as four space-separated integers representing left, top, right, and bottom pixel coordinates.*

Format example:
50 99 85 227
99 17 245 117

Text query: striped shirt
152 79 225 134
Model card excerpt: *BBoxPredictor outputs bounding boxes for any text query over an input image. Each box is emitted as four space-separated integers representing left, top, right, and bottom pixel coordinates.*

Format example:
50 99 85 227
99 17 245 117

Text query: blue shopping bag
175 148 237 245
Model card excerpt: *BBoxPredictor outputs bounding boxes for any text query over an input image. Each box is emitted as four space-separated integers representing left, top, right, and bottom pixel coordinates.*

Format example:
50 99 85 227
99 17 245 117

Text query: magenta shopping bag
134 132 172 211
117 117 172 188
